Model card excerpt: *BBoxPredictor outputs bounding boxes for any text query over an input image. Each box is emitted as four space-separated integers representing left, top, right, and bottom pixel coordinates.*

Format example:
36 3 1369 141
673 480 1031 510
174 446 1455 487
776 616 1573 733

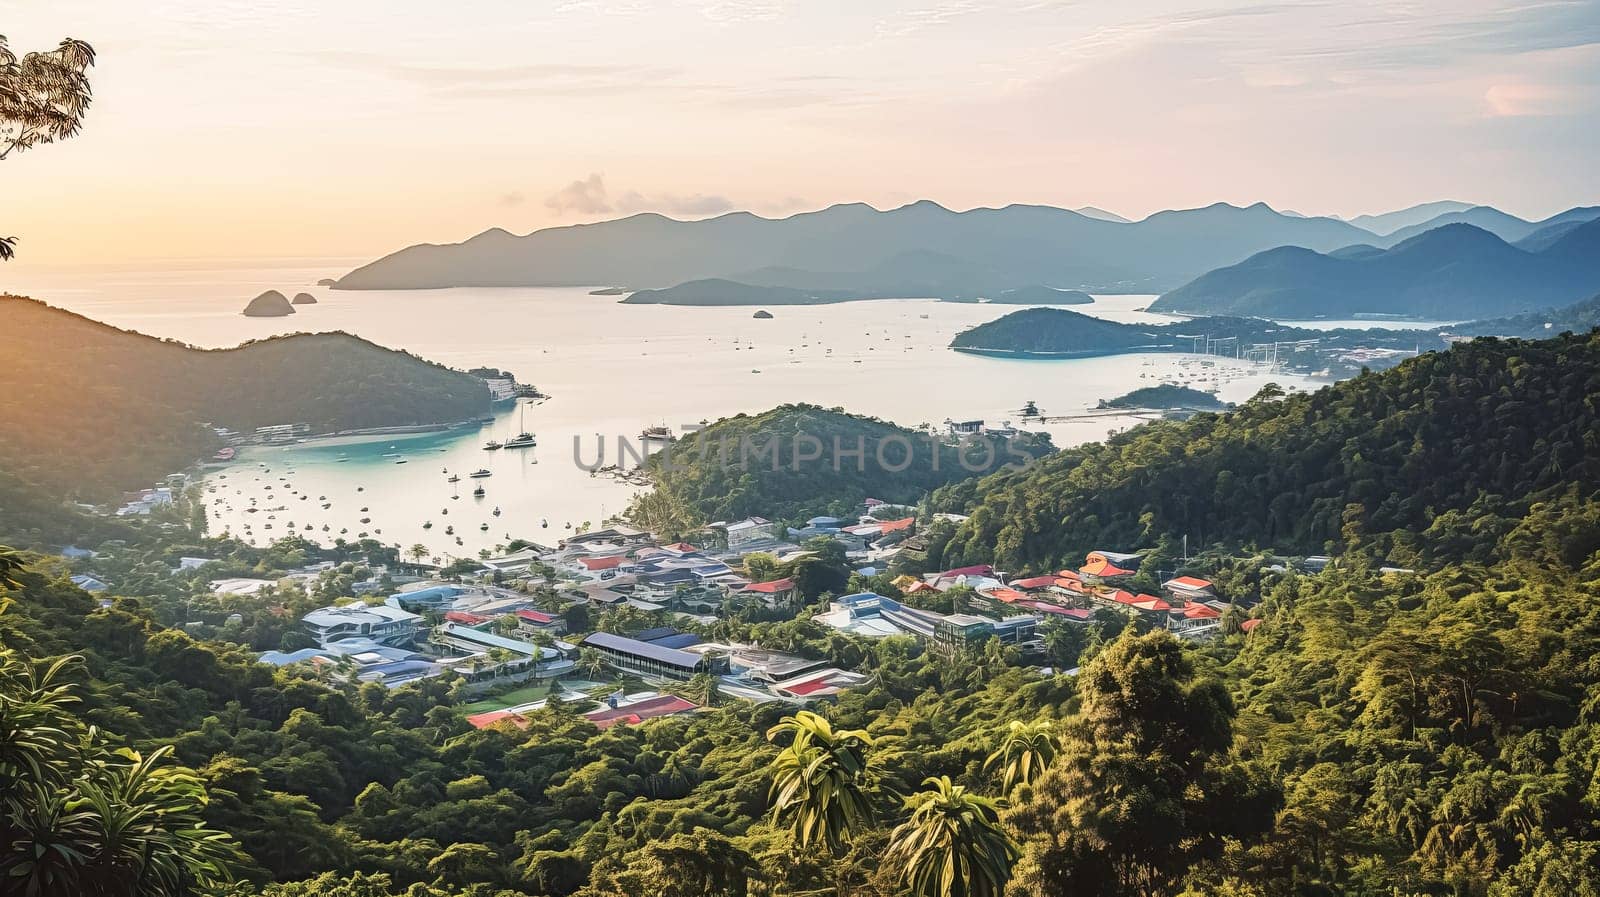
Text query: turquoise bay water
8 260 1337 561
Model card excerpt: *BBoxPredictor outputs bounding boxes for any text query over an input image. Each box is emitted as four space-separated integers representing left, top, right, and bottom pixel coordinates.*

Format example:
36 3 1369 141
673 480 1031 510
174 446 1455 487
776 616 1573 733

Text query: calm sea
7 258 1416 560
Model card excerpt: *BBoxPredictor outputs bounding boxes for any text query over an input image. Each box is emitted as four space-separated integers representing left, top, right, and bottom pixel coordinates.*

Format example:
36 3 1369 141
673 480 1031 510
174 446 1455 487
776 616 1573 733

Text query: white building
302 604 421 647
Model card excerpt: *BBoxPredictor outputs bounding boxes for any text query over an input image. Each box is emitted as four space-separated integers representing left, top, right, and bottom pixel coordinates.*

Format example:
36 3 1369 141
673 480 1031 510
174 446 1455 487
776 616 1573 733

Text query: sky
3 0 1598 264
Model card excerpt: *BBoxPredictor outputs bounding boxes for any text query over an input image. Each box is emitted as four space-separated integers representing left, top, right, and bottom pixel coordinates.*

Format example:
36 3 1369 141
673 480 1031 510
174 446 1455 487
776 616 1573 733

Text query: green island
0 296 493 504
625 403 1054 532
1097 384 1232 411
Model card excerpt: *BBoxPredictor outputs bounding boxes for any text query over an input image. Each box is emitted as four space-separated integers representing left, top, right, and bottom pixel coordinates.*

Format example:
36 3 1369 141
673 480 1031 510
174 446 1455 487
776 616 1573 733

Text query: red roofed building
983 587 1029 604
465 709 531 730
878 516 915 534
661 542 701 556
578 555 628 572
1009 575 1059 591
515 608 567 635
1240 618 1263 633
941 563 995 578
444 611 493 628
583 694 697 730
1163 575 1218 604
741 577 798 607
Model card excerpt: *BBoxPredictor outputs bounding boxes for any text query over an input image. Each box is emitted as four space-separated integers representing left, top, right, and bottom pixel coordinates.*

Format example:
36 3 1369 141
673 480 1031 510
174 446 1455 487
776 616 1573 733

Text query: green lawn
460 685 554 714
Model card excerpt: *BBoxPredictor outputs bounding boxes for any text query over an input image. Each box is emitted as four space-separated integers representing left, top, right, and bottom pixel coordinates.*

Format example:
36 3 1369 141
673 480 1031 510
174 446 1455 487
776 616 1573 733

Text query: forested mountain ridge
1150 219 1600 319
927 330 1600 572
0 296 491 501
626 403 1053 532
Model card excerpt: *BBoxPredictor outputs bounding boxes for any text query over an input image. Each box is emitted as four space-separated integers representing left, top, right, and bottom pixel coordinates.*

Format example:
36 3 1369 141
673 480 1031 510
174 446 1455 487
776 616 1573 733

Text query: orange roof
878 516 915 533
985 587 1028 603
579 556 627 570
1009 575 1058 590
1054 577 1085 592
1183 604 1221 619
1080 560 1134 578
742 577 796 593
465 709 531 730
1055 569 1082 581
1166 576 1214 590
1111 590 1141 605
1240 618 1262 632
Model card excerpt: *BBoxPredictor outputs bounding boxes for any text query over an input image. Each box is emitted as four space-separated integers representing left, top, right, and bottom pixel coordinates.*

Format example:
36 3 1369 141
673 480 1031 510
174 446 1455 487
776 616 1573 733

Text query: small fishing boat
445 525 454 535
469 469 491 478
483 441 503 450
473 484 485 498
479 523 489 531
447 474 460 483
423 521 433 529
492 506 501 516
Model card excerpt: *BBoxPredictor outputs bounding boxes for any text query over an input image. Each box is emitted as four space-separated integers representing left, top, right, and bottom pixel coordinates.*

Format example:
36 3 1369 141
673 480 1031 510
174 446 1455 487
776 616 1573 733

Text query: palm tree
885 775 1020 897
0 650 240 894
576 647 610 680
765 710 876 853
982 720 1059 794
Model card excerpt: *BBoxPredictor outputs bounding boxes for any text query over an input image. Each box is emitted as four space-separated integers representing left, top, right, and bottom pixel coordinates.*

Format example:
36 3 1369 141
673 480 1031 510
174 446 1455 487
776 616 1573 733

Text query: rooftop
584 631 706 668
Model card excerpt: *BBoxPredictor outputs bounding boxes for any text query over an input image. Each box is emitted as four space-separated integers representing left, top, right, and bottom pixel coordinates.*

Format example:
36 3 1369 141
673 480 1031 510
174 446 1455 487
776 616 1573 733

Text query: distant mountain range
334 198 1600 311
334 200 1380 295
1150 219 1600 320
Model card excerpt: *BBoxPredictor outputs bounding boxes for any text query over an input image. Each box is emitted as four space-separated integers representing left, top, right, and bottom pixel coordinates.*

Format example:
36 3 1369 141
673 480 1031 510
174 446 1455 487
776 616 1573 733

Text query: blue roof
584 631 704 669
387 585 464 608
647 633 703 650
808 516 843 526
634 627 680 642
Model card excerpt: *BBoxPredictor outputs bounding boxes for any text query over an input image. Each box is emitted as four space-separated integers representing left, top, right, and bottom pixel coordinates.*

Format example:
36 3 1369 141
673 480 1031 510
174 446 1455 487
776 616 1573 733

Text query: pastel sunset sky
4 0 1598 264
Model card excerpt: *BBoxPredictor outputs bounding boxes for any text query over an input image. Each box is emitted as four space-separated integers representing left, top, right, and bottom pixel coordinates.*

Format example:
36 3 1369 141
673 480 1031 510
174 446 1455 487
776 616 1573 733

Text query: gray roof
584 631 704 669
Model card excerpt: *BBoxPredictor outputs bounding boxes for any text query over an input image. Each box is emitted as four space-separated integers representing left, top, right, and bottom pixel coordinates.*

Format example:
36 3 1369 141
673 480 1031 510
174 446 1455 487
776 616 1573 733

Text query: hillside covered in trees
0 296 491 501
927 330 1600 572
0 332 1598 896
626 403 1052 532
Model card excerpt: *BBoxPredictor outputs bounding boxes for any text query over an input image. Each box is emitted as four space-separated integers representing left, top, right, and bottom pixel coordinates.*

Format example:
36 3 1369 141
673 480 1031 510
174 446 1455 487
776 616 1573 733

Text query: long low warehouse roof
583 631 704 668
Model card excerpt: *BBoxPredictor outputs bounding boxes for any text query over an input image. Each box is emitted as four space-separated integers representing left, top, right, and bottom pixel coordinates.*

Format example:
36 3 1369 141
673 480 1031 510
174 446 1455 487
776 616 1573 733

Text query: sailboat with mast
504 401 537 449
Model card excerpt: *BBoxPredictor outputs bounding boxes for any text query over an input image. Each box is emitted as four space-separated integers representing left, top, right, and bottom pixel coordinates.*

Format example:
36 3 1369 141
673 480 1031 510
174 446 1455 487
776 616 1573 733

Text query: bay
6 260 1334 560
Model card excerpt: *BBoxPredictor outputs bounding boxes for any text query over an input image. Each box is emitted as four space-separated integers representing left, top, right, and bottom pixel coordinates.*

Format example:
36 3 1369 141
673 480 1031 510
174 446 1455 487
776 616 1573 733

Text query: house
930 613 1041 657
176 557 213 571
1008 575 1059 591
1079 550 1141 581
581 631 725 680
575 555 630 575
583 693 699 730
430 624 573 678
685 643 827 683
724 516 777 549
1162 575 1217 604
385 584 466 612
444 610 494 628
769 668 870 701
302 604 420 647
740 577 798 607
208 577 276 596
1168 603 1222 639
70 574 108 593
514 609 567 636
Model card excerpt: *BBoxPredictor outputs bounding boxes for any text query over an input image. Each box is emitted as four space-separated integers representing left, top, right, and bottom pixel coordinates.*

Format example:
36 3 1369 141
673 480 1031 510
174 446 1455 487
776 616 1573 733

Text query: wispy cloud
544 174 738 217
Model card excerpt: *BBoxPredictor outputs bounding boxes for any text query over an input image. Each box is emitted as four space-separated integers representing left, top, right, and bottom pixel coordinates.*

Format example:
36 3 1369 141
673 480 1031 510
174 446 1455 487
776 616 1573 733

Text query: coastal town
62 484 1303 735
